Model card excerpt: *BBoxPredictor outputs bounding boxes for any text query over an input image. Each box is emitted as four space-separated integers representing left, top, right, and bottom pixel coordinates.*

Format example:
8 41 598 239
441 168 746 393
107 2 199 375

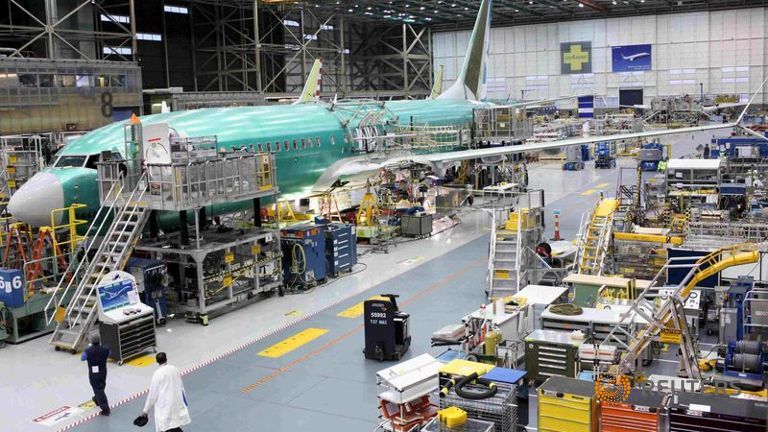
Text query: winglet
430 65 444 99
735 75 768 126
294 59 323 105
438 0 493 101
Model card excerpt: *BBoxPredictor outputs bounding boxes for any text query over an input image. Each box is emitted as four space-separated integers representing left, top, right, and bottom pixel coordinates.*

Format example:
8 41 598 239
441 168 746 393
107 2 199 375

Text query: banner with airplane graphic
612 44 652 72
561 41 592 74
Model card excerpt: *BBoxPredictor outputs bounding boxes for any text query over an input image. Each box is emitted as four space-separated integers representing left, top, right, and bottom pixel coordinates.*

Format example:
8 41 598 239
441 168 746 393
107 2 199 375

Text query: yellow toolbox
538 376 597 432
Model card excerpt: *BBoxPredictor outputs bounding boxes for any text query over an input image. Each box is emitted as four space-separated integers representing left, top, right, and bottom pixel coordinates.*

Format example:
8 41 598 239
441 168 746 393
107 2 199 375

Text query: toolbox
600 388 666 432
322 223 357 277
524 329 582 381
538 376 597 432
669 392 767 432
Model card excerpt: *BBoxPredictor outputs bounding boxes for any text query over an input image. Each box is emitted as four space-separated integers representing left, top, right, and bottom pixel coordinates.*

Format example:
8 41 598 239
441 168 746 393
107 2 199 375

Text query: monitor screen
97 278 136 313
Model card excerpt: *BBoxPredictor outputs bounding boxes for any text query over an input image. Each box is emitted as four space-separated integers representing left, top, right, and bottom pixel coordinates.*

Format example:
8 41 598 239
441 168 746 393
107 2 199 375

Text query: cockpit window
84 155 100 170
54 155 86 168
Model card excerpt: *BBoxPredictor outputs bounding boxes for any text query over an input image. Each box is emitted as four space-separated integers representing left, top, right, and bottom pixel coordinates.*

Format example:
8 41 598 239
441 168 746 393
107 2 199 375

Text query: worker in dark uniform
81 334 111 416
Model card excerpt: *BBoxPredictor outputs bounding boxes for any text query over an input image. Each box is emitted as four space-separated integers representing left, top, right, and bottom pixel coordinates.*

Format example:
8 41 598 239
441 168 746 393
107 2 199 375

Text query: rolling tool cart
538 376 597 432
524 329 583 381
321 223 357 277
600 388 666 432
669 392 767 432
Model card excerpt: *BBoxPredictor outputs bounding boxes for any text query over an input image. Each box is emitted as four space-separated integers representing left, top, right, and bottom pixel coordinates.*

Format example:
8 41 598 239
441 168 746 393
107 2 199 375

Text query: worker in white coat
139 352 191 432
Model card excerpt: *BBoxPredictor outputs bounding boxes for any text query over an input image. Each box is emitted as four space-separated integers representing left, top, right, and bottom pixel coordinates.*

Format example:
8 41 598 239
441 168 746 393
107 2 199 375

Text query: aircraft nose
7 172 65 227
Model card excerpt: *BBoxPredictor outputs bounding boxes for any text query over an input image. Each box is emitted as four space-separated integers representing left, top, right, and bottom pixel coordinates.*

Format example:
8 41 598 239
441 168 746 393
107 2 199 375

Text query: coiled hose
439 372 498 400
549 303 584 316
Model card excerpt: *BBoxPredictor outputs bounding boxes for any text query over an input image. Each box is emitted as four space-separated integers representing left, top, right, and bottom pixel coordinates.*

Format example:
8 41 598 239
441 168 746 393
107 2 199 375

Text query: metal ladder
576 199 618 275
487 210 523 299
47 174 149 352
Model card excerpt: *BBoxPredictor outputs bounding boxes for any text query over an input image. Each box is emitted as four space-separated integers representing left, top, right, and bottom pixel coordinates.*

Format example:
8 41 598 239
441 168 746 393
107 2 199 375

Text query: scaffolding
473 106 534 145
0 134 48 194
186 1 432 98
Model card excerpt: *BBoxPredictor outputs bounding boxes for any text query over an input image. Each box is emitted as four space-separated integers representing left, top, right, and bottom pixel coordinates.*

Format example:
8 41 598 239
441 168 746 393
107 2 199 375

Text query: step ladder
47 175 150 352
487 212 523 299
2 223 33 269
603 243 762 380
576 198 619 275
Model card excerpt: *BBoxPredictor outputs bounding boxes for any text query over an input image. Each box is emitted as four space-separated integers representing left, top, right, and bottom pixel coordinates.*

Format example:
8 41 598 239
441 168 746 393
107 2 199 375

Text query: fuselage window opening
315 136 321 147
54 155 86 168
257 143 263 152
284 140 290 151
293 139 298 150
266 143 272 152
330 136 335 146
301 138 307 149
307 138 313 148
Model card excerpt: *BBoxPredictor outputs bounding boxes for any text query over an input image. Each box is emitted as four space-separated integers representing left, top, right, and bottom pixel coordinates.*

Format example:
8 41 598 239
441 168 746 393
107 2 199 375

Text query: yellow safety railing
50 203 88 253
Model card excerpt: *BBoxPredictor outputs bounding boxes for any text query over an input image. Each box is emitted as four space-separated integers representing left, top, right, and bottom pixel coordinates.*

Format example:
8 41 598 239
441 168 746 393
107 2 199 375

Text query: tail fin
294 59 322 105
430 65 444 99
438 0 493 101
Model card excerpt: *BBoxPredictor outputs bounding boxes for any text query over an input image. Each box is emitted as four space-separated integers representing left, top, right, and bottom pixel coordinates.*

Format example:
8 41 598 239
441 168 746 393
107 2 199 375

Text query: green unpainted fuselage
42 98 485 225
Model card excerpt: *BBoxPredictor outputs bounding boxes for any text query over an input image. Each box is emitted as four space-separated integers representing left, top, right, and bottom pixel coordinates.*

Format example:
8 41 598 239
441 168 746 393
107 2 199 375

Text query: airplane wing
702 102 748 113
508 94 585 108
312 121 737 192
421 122 734 165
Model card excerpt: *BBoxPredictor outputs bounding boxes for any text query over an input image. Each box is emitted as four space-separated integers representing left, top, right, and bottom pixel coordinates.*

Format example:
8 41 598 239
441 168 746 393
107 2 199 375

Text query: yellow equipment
357 188 379 227
437 407 467 428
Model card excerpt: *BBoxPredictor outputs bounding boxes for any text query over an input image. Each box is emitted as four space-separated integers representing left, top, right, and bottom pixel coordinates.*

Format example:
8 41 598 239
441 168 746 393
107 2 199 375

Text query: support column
179 211 189 246
253 198 262 228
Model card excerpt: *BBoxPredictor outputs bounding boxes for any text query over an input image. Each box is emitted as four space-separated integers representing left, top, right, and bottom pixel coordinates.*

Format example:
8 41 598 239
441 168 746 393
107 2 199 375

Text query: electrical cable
549 303 584 316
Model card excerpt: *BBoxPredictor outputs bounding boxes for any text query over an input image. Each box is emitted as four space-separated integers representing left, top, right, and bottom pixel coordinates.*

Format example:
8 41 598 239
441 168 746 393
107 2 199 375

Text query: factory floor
1 129 716 432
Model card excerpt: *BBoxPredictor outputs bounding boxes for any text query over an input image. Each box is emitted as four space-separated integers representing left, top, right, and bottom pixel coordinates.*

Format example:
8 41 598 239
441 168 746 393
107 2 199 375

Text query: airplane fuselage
9 98 486 227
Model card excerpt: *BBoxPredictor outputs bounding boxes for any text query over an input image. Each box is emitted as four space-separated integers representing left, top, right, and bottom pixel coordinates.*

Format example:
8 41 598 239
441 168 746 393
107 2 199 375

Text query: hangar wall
433 8 768 104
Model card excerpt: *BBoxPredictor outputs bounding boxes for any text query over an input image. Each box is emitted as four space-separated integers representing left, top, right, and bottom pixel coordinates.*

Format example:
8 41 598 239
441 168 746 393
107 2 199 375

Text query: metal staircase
487 211 523 299
47 174 149 352
576 198 619 275
603 243 762 380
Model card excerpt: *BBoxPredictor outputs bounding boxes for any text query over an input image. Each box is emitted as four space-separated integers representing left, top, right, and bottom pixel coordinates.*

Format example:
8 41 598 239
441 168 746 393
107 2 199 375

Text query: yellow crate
224 252 235 264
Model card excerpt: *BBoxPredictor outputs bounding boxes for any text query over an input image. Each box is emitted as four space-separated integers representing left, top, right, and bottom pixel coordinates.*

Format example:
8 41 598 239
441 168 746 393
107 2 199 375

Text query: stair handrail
574 209 592 273
514 206 523 292
486 211 498 300
45 179 124 324
66 172 148 331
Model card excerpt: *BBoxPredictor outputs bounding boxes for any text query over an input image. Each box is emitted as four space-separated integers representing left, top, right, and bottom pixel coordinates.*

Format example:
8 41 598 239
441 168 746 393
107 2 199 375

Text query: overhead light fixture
579 3 584 7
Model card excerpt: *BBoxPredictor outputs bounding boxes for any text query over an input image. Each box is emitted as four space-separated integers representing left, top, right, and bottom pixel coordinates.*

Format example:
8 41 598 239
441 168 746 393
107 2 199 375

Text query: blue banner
578 96 594 118
612 44 652 72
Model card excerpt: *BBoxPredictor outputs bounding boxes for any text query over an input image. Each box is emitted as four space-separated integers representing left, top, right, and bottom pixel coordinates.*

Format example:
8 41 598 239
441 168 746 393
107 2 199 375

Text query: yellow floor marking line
125 354 157 367
580 189 597 196
337 296 387 318
596 182 611 188
257 328 328 358
285 310 302 318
